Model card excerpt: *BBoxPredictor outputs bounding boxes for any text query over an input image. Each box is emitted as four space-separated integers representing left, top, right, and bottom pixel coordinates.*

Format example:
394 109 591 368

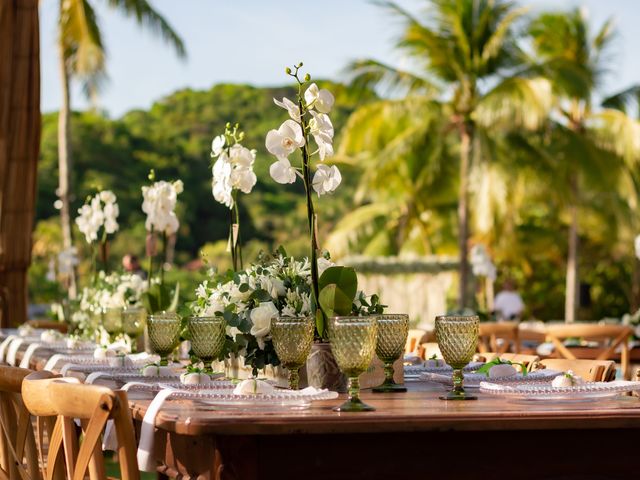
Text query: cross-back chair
405 329 427 356
544 323 633 379
0 366 55 480
478 322 520 354
22 374 139 480
536 359 616 382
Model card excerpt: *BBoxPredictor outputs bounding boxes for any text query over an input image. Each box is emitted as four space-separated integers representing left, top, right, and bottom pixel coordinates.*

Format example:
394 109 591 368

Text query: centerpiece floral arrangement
71 271 148 337
141 170 183 313
191 249 383 374
210 122 257 270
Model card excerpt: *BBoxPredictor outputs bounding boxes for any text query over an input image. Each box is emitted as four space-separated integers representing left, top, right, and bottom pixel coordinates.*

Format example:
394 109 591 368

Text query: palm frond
60 0 106 77
106 0 186 58
601 85 640 117
588 109 640 163
344 58 438 96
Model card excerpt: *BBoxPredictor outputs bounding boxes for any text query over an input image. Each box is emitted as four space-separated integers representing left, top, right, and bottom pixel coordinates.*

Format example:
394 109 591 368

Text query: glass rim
329 315 378 326
148 312 180 321
435 314 479 322
273 315 314 322
188 315 225 322
377 313 409 321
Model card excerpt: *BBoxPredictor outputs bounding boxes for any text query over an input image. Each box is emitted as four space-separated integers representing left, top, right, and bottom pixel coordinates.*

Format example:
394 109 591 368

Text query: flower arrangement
266 63 356 339
75 190 119 274
211 123 257 270
141 170 183 313
72 271 148 336
192 250 383 374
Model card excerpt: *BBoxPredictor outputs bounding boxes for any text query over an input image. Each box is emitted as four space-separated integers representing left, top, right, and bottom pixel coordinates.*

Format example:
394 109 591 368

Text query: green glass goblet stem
103 307 123 342
373 314 409 393
435 315 479 401
328 316 378 412
148 312 181 366
187 316 226 372
270 316 314 390
122 307 147 353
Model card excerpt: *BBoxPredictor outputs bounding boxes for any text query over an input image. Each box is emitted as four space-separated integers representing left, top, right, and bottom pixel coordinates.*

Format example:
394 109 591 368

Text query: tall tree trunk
457 123 472 310
564 173 579 322
57 43 76 297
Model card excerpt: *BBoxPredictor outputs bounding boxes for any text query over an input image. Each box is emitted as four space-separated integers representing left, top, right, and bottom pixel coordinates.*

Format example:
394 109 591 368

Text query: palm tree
527 8 640 321
343 0 550 308
56 0 186 295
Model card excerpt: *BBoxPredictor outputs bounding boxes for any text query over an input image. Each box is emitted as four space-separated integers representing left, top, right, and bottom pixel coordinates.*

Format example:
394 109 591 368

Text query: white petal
270 158 297 184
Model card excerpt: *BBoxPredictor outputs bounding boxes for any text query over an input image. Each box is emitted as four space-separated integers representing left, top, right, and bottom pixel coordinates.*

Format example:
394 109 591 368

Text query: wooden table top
127 384 640 437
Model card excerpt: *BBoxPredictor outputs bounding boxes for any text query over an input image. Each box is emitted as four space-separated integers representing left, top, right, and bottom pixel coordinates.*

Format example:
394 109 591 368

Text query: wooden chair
22 374 140 480
473 353 540 372
0 366 55 480
478 322 520 354
405 329 427 355
544 323 633 379
536 359 616 382
422 343 442 360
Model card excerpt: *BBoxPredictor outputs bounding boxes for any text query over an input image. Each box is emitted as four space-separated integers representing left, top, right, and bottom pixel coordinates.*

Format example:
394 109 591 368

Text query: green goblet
435 314 479 401
188 316 226 372
270 316 315 390
373 314 409 393
148 311 181 366
122 306 147 352
328 316 378 412
103 307 123 341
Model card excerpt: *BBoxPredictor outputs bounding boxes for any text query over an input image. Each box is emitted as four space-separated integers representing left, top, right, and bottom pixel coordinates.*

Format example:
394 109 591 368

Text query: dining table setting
3 311 640 480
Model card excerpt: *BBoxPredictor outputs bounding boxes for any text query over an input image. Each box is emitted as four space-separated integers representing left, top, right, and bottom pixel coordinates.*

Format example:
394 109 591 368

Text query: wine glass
270 316 315 390
188 316 226 372
122 306 147 352
147 311 181 366
435 314 479 401
103 307 123 341
328 316 378 412
373 314 409 393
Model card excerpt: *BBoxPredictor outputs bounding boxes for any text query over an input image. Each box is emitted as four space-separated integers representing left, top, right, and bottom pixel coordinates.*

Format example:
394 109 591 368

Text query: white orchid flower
212 156 234 208
273 97 301 122
142 180 182 234
265 119 305 157
211 135 226 157
304 83 335 113
99 190 117 204
270 157 298 184
231 167 257 194
229 144 255 167
309 111 334 160
312 164 342 195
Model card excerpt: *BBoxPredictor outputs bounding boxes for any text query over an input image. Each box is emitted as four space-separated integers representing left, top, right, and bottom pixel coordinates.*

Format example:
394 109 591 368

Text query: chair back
22 375 139 480
422 343 442 360
0 366 53 480
23 321 68 334
473 353 540 372
536 359 616 382
544 323 632 379
478 322 519 354
405 329 427 355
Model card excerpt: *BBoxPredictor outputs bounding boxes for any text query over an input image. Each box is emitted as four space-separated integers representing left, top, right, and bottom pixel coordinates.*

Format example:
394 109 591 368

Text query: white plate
421 369 562 389
480 380 640 401
404 361 484 378
164 385 339 406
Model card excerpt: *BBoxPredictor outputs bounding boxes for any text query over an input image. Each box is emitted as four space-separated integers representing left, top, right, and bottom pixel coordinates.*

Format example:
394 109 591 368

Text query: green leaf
250 289 273 303
168 282 180 312
318 284 353 317
276 245 288 257
318 266 358 300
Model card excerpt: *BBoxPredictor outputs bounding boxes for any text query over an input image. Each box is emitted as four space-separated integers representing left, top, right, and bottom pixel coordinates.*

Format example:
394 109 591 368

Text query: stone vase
306 342 347 393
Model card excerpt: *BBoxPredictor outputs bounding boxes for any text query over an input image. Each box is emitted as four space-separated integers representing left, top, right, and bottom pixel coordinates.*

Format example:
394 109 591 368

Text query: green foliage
318 266 358 320
142 282 180 314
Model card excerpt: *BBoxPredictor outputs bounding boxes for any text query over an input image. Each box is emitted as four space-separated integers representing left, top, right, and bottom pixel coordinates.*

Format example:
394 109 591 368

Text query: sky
39 0 640 117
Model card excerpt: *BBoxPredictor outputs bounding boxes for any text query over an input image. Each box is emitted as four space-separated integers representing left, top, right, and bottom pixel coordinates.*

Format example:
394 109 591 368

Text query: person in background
494 279 524 321
122 254 147 279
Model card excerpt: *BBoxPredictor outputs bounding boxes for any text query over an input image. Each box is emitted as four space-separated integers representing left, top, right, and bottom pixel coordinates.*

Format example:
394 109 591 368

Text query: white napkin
102 382 150 451
43 354 65 371
136 388 177 471
0 335 17 363
6 338 25 366
85 371 112 385
19 343 42 369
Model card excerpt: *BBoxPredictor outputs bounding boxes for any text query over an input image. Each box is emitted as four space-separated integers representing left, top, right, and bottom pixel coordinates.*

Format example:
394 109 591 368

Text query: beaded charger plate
158 384 339 411
404 361 485 380
421 369 562 389
480 380 640 402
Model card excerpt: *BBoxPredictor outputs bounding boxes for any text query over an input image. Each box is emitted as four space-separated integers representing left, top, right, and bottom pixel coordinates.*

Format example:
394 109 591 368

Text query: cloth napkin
101 381 150 451
43 354 65 371
19 343 42 369
136 388 177 471
0 335 17 363
6 338 25 366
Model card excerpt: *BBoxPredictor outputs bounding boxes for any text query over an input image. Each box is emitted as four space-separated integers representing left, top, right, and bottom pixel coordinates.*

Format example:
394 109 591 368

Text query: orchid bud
304 73 311 82
285 67 292 74
298 62 304 67
225 122 231 129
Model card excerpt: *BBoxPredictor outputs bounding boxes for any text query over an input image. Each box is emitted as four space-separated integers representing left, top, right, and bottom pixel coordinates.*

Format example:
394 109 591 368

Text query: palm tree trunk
457 123 472 310
564 173 579 322
57 44 76 297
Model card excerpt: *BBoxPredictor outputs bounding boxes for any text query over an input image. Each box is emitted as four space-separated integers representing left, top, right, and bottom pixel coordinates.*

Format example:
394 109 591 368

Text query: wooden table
127 383 640 480
9 338 640 480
